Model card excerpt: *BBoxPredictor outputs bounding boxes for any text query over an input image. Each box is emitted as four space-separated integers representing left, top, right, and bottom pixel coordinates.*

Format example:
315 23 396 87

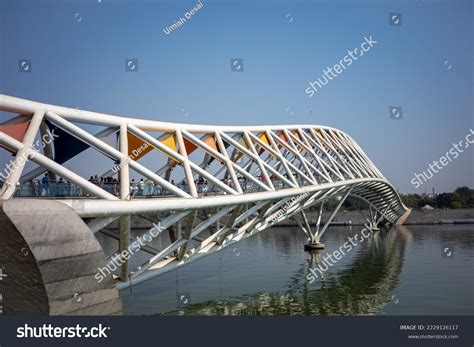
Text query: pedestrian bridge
0 94 410 315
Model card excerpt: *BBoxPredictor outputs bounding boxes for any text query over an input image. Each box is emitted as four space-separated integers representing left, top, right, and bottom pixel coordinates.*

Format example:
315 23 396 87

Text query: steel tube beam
0 109 44 198
317 186 353 240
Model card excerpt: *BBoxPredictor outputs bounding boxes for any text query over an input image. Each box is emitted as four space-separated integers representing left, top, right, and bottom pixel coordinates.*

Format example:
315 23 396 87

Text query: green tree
453 186 474 208
450 201 462 209
401 194 422 208
435 193 453 208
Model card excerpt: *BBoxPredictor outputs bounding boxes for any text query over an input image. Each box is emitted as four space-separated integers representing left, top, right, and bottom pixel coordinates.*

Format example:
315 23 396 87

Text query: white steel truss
0 94 410 289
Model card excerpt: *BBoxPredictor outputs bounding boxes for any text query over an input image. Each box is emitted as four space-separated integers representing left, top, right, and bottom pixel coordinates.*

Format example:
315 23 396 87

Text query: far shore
276 208 474 226
109 208 474 230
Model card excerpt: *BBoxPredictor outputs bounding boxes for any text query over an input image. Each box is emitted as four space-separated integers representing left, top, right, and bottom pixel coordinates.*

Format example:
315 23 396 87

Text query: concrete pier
304 242 325 250
0 199 122 315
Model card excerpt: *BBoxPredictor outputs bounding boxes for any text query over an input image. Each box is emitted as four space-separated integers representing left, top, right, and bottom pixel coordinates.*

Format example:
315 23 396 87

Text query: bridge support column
0 199 122 315
118 124 131 281
118 215 131 281
40 121 57 184
361 206 380 232
304 187 353 251
368 206 380 231
364 200 396 232
304 241 325 250
299 208 325 250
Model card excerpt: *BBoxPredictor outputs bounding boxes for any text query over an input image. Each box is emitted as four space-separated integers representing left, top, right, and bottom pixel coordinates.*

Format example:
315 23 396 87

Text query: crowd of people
11 172 287 198
12 173 79 197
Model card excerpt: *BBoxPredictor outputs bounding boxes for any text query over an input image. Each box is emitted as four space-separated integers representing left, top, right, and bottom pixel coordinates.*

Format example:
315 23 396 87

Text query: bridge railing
5 178 288 199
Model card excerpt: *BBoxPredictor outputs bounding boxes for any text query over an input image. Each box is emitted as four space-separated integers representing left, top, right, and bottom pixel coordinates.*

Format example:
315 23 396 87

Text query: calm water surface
103 225 473 315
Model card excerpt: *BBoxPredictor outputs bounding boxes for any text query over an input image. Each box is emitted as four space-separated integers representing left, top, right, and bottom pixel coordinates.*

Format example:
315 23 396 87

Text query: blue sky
0 0 472 193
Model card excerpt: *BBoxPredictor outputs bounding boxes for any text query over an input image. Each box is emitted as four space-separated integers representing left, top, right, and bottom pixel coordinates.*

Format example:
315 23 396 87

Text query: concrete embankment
278 208 474 226
115 208 474 230
402 208 474 225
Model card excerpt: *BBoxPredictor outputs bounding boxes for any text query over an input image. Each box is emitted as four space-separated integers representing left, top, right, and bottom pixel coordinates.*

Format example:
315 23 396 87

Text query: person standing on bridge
41 173 50 197
138 179 145 196
146 179 154 196
57 177 65 197
28 179 37 196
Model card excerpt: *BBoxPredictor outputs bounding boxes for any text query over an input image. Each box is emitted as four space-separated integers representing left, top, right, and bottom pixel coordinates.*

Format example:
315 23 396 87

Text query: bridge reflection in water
117 226 412 316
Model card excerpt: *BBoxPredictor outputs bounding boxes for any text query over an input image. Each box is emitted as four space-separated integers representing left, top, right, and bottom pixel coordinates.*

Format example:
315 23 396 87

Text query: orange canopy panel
233 134 248 161
203 135 217 152
258 133 272 156
128 132 154 160
278 132 288 143
259 134 270 146
0 121 30 153
273 131 288 150
161 135 177 153
315 129 324 141
184 135 217 155
183 137 198 155
291 131 302 142
127 132 178 161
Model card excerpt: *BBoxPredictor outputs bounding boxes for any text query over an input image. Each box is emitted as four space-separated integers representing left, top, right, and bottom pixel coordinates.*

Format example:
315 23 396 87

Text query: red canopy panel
0 121 30 153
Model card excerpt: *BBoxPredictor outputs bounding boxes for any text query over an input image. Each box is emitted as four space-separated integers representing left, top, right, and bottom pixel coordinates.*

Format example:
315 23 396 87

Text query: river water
114 225 473 315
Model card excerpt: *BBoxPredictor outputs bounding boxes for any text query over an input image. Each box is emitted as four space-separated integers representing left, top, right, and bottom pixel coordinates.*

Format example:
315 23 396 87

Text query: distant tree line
400 186 474 209
307 186 474 212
